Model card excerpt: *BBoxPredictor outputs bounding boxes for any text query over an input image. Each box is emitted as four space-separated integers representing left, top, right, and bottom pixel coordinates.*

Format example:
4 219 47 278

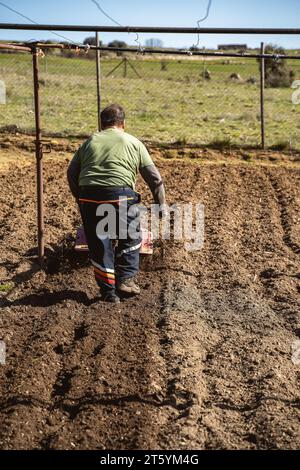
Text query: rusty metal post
32 48 45 263
260 42 265 149
95 32 101 131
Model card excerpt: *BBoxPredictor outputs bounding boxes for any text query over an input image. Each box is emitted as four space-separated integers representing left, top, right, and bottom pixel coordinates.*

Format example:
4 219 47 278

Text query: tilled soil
0 145 299 450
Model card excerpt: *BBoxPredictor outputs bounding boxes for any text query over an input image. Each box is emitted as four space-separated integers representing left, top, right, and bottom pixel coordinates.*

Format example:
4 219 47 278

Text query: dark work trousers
79 186 142 295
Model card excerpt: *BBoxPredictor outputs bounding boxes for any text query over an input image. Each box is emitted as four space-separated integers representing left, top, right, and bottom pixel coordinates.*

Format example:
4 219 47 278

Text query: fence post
124 57 128 78
96 32 101 131
260 42 265 149
32 48 45 264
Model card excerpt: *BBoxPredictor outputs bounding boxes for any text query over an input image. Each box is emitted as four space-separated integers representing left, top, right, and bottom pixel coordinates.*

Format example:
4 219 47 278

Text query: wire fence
1 47 300 149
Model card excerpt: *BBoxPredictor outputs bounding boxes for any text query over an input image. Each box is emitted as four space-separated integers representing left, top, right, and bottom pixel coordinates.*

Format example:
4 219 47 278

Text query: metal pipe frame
95 32 101 131
1 23 300 34
260 42 265 150
0 28 299 263
0 43 31 52
0 43 45 263
32 48 45 263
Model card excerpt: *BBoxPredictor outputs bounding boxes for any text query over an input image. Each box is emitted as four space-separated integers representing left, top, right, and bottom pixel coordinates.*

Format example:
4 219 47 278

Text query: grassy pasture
0 52 299 148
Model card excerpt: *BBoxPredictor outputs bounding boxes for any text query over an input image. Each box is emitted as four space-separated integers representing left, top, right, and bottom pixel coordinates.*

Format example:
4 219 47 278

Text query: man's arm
67 151 81 199
139 142 166 208
140 164 166 207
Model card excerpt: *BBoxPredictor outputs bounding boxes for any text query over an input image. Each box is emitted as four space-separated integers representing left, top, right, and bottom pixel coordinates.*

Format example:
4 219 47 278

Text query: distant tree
259 44 295 88
145 38 163 48
190 45 206 52
108 40 127 49
83 36 102 46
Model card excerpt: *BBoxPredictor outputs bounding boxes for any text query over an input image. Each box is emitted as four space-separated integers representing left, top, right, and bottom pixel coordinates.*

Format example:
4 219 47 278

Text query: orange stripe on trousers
94 272 116 285
93 267 115 279
79 197 134 205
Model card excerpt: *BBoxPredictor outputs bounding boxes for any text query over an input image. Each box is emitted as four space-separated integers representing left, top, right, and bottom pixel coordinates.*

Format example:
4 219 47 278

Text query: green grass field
0 52 300 148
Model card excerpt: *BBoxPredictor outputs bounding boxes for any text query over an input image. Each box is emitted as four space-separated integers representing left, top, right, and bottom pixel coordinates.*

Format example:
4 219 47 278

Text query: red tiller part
75 226 153 255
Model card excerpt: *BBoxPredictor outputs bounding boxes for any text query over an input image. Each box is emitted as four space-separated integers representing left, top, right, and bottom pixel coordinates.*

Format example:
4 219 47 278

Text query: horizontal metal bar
33 43 65 49
95 46 300 60
1 23 300 34
31 43 300 60
1 40 299 59
0 42 31 52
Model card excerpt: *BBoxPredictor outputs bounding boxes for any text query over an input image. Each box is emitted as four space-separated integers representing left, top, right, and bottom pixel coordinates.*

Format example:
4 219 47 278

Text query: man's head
101 104 125 130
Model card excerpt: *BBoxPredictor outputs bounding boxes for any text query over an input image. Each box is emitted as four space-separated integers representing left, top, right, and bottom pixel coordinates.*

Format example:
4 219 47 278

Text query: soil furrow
0 154 299 449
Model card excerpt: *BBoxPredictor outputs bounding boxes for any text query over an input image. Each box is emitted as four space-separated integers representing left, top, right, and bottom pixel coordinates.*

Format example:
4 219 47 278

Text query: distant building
145 38 164 48
218 44 248 51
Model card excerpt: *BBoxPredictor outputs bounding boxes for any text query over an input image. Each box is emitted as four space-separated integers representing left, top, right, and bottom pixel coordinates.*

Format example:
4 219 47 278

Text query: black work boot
102 292 121 304
117 278 141 295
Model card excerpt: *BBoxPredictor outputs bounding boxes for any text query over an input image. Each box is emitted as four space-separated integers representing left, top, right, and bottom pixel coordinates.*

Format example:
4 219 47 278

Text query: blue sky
0 0 300 49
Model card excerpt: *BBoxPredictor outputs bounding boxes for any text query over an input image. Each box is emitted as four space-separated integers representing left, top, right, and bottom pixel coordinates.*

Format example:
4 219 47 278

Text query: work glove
157 203 169 219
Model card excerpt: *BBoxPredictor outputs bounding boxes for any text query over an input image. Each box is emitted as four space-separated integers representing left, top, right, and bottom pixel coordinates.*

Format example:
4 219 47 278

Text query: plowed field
0 136 299 449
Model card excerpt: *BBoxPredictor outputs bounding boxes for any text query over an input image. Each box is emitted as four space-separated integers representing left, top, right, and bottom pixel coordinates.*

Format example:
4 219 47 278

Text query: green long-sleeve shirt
67 128 166 205
70 128 153 187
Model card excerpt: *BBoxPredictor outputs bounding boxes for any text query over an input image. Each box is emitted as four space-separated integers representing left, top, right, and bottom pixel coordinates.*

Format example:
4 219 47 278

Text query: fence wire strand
193 0 213 49
90 0 144 53
0 1 80 45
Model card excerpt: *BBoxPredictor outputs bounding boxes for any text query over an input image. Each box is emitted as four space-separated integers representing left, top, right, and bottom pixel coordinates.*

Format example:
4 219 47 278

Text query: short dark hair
101 104 125 129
